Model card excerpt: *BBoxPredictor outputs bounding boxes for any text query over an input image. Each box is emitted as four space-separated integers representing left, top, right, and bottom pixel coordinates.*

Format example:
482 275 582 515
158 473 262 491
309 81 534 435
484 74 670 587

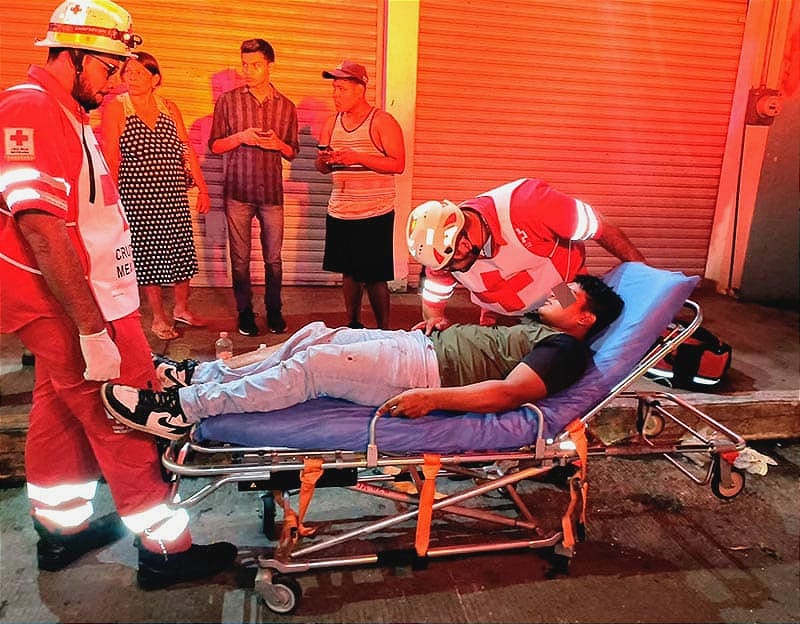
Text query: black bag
646 324 732 391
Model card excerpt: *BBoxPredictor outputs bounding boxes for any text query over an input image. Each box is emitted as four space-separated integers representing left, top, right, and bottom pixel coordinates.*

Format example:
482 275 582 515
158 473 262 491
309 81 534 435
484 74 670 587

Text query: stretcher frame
161 300 746 614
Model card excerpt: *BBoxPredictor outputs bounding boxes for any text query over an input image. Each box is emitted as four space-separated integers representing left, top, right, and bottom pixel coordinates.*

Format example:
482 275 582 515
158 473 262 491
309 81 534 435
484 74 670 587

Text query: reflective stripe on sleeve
571 199 599 241
0 167 70 196
5 188 68 212
422 285 455 304
422 279 456 304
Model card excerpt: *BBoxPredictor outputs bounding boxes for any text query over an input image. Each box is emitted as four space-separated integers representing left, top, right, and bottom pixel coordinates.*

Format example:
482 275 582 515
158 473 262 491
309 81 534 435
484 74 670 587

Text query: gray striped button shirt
209 85 299 205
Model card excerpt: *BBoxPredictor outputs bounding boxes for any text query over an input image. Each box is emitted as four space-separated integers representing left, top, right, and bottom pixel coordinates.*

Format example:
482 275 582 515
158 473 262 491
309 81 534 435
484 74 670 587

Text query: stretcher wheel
261 493 276 539
710 457 745 500
642 413 665 437
545 549 572 579
260 574 301 614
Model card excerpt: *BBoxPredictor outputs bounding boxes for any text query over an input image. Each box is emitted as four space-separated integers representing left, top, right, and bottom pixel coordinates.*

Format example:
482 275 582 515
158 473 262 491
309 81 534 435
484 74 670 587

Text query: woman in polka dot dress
102 51 210 340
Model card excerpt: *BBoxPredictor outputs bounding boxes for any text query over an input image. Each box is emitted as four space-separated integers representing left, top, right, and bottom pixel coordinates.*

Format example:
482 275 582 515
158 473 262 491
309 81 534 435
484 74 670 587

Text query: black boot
35 512 128 572
136 540 238 590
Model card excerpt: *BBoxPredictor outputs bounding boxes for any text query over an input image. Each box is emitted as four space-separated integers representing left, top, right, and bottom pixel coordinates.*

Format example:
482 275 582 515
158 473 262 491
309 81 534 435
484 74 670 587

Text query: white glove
79 328 122 381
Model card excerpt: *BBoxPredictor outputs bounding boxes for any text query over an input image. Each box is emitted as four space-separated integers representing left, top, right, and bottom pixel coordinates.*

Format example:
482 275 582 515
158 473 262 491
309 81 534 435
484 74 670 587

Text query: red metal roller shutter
412 0 746 279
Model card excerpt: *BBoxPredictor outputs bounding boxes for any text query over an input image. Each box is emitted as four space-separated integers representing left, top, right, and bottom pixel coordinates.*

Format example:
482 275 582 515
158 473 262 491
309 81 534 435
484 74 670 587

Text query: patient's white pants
180 322 441 421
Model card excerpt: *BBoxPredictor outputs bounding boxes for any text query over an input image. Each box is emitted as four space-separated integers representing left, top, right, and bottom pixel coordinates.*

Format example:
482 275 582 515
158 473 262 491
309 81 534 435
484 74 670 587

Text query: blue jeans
225 199 283 314
181 322 441 420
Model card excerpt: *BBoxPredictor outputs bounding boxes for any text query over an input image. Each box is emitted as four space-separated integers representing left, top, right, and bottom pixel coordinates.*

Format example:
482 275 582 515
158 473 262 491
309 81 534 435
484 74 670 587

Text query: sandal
151 324 179 340
173 313 208 327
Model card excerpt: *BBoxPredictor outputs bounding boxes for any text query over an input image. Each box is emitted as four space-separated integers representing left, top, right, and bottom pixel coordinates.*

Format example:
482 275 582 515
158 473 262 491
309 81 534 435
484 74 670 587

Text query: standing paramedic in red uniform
0 0 236 589
407 178 646 331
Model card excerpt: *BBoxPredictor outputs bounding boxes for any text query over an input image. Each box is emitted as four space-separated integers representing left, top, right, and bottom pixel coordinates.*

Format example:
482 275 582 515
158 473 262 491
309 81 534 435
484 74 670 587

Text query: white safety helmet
406 200 466 270
35 0 142 58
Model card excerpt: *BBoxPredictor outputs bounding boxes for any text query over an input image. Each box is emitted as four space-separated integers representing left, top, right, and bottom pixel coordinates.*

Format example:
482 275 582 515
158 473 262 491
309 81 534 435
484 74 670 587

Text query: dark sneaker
347 320 365 329
101 383 192 440
35 513 128 572
267 311 287 334
238 310 259 337
137 541 238 590
152 353 198 389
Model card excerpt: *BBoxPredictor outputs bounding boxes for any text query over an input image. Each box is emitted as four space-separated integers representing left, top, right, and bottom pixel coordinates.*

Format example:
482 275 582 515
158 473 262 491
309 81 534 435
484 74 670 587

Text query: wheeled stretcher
161 263 746 614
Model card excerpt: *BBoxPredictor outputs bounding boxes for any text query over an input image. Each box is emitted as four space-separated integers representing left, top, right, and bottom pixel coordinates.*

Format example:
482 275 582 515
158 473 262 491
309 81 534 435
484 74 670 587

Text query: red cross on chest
472 269 533 313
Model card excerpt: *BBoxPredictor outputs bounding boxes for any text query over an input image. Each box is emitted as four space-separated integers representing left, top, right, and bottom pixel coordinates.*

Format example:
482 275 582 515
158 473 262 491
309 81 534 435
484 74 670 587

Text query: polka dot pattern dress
117 94 198 286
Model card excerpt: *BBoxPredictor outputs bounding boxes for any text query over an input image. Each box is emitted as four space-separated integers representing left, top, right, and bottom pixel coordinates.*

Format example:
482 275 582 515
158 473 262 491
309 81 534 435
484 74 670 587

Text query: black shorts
323 211 395 283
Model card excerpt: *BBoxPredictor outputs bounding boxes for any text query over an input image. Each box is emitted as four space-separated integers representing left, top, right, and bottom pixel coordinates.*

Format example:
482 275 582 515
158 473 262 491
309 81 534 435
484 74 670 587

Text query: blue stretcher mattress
194 263 699 453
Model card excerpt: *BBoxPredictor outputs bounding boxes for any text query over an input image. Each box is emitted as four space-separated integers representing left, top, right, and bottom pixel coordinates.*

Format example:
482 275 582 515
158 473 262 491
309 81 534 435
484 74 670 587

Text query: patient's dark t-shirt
520 333 590 394
429 322 590 392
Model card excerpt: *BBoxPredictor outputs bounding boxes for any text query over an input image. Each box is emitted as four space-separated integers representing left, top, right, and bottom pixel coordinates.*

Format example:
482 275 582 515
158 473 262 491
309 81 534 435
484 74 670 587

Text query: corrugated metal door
0 0 382 286
412 0 747 278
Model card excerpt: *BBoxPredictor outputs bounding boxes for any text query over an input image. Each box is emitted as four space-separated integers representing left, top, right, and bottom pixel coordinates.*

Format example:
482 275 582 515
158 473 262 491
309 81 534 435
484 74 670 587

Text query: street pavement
0 440 797 623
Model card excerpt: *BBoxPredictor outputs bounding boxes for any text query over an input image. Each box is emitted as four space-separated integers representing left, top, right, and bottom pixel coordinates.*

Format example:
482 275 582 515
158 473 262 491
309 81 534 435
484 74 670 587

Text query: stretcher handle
367 409 383 467
366 402 548 467
521 402 547 458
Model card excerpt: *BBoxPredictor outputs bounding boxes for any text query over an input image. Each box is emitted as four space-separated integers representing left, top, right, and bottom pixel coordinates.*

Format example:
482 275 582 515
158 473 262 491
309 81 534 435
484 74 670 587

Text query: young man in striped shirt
209 38 299 336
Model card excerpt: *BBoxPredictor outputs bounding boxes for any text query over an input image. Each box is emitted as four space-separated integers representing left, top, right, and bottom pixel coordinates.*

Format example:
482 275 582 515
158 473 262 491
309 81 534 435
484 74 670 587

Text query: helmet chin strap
462 230 486 260
458 235 481 271
68 49 86 75
462 209 491 260
67 49 95 113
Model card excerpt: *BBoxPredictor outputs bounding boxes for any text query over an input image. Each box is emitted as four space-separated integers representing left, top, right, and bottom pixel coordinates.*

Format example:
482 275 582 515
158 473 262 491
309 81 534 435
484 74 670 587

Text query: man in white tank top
315 60 405 329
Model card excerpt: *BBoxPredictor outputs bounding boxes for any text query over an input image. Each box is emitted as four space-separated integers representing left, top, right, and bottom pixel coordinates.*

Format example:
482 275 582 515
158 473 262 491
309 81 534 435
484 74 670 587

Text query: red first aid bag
646 324 732 391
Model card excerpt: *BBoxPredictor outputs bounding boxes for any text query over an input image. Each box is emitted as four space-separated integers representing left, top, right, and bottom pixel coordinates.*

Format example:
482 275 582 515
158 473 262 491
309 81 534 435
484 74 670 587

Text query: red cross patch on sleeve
4 128 35 161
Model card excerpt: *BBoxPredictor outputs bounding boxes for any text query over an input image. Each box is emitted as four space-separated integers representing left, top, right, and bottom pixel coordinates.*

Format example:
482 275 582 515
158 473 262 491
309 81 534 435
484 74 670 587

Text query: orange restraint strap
560 420 589 551
414 454 441 557
276 457 324 550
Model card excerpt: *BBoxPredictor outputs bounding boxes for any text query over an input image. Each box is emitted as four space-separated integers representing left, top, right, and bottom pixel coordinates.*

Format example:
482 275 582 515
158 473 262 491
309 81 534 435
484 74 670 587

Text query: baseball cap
322 60 368 85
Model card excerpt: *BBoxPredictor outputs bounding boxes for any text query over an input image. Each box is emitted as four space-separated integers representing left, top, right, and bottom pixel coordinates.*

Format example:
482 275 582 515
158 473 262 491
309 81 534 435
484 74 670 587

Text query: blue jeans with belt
225 199 284 314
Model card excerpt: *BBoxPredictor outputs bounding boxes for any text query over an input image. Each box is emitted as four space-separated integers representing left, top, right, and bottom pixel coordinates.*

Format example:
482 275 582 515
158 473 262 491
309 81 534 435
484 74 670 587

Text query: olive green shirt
430 322 587 390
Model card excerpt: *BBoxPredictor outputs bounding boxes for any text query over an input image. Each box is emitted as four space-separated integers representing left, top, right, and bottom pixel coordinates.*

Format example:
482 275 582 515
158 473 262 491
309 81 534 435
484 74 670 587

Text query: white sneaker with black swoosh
151 353 198 389
101 383 192 440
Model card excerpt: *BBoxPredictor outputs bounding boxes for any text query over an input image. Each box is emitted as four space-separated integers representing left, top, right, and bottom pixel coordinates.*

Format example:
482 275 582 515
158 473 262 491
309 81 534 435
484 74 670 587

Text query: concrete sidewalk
1 281 798 483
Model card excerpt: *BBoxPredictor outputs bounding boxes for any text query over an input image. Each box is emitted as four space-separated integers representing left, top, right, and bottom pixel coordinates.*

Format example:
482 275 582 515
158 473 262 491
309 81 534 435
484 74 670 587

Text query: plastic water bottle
215 331 233 360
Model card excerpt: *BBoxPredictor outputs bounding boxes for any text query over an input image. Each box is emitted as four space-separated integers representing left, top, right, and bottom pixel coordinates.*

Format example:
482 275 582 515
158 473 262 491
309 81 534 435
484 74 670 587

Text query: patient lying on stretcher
101 275 623 440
